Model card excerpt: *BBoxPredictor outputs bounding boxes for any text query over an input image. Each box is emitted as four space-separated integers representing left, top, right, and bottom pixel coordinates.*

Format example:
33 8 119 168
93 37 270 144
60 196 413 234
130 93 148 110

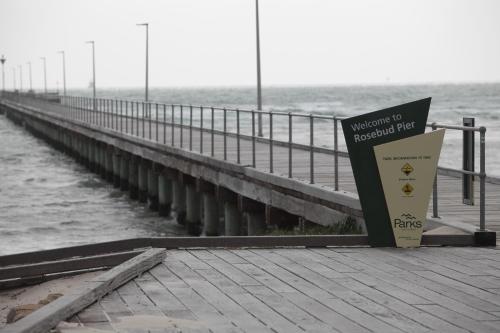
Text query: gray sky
1 0 499 89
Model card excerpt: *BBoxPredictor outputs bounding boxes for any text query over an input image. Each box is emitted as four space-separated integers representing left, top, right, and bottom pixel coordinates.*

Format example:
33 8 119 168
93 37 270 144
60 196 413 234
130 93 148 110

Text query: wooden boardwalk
8 97 500 238
59 247 500 333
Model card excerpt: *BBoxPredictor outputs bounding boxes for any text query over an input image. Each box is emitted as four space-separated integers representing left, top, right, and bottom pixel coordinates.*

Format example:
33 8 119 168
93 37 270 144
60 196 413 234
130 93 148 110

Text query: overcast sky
1 0 499 89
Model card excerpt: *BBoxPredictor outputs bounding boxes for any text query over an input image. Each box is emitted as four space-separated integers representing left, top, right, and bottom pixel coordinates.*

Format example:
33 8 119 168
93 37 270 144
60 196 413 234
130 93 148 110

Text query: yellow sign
374 129 445 247
402 183 414 195
401 163 414 176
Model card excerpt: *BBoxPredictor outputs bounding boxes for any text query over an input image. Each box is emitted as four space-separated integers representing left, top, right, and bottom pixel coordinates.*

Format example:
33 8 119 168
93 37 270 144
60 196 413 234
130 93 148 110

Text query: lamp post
255 0 263 136
0 55 6 93
137 23 149 102
86 41 96 110
40 57 47 94
58 51 66 96
18 65 23 92
12 67 16 91
27 62 33 92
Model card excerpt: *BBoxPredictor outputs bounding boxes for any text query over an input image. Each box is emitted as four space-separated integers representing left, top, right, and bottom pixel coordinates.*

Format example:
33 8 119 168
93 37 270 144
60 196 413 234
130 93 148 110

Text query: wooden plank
0 238 149 267
0 250 145 280
1 248 166 333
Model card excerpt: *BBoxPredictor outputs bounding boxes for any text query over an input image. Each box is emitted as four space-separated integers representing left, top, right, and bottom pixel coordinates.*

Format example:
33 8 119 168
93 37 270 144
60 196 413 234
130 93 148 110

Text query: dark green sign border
341 98 431 247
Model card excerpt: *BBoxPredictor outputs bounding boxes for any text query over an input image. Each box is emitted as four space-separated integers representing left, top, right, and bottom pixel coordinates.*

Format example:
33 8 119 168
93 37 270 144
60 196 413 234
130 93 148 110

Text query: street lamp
255 0 263 136
18 65 23 92
40 57 47 94
86 41 96 109
12 67 16 91
27 62 33 92
58 51 67 96
137 23 149 102
0 55 6 93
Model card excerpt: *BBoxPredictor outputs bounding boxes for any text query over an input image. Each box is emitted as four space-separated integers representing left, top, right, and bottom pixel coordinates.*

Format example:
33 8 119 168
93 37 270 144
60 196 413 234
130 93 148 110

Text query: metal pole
137 23 149 102
58 51 67 96
288 112 292 178
479 127 486 231
86 41 96 110
310 114 314 184
269 113 273 173
255 0 263 137
27 62 32 92
431 123 439 218
40 57 47 94
200 106 204 154
18 65 23 92
12 67 16 90
334 117 339 191
0 55 5 92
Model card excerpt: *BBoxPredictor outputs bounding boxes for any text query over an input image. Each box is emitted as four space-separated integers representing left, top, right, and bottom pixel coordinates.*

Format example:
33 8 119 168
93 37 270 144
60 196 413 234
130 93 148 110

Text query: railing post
200 106 204 154
479 126 486 231
237 109 241 164
163 104 166 144
148 103 152 140
171 105 175 146
432 123 439 218
211 107 215 157
223 108 227 160
120 100 123 132
269 112 273 173
131 101 134 135
189 105 193 151
462 117 475 205
125 101 128 134
288 112 292 178
310 114 314 184
180 105 184 148
142 102 145 138
252 110 256 168
156 103 159 142
334 117 339 191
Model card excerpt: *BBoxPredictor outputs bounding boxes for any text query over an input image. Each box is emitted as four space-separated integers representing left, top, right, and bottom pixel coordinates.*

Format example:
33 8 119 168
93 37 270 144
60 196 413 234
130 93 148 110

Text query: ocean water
1 83 499 255
0 116 185 255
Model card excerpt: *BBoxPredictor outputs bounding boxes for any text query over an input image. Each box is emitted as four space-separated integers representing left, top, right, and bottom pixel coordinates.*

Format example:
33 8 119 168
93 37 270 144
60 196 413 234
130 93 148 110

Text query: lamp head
0 55 5 65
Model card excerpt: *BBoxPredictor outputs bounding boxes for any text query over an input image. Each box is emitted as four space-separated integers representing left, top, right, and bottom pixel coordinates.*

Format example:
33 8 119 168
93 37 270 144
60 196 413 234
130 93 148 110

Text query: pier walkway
0 93 498 243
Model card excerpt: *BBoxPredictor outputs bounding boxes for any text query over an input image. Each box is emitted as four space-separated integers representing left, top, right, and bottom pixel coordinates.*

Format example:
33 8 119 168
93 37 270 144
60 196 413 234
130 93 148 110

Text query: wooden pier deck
51 247 500 333
3 96 499 240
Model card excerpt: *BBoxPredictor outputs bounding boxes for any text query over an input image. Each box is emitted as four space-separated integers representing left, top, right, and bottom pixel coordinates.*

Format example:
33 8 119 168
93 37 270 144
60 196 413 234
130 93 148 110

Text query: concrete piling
158 172 173 216
224 202 241 236
185 180 201 236
239 196 266 236
138 159 149 203
172 175 186 225
119 151 129 191
203 192 219 236
112 150 121 188
128 155 139 200
105 146 114 182
147 164 159 210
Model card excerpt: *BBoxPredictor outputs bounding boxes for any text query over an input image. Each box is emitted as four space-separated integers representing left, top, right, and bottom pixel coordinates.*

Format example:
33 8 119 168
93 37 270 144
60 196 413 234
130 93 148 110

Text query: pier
0 92 498 245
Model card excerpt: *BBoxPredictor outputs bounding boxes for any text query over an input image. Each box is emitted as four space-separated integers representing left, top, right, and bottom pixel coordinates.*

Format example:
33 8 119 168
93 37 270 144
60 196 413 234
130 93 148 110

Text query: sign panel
341 98 430 247
374 129 445 247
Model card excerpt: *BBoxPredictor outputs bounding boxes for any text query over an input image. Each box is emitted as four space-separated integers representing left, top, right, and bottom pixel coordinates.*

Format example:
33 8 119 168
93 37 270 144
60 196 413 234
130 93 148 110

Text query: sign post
341 98 432 247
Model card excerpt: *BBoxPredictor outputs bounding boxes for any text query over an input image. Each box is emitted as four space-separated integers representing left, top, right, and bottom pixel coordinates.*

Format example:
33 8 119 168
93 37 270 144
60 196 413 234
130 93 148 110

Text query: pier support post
172 173 186 225
92 140 99 174
138 159 149 203
147 163 159 211
105 146 114 182
119 151 129 191
185 177 201 236
128 155 139 200
239 196 266 236
199 180 219 236
100 144 107 179
158 169 173 216
112 149 121 188
219 188 240 236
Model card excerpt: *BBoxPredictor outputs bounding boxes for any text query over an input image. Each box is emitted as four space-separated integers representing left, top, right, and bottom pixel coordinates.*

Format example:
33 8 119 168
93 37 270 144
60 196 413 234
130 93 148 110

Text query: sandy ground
0 271 103 329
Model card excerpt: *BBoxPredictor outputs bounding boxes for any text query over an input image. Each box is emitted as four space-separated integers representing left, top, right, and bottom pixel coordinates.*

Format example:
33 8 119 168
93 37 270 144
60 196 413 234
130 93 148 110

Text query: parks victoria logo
394 213 422 230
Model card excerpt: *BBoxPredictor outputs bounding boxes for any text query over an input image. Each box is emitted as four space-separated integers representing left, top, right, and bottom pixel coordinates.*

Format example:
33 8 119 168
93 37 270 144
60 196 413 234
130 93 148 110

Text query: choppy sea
1 83 498 254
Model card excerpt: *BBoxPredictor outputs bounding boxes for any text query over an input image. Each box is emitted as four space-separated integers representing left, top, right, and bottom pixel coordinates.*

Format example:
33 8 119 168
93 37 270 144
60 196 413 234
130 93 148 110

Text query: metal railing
1 91 489 231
